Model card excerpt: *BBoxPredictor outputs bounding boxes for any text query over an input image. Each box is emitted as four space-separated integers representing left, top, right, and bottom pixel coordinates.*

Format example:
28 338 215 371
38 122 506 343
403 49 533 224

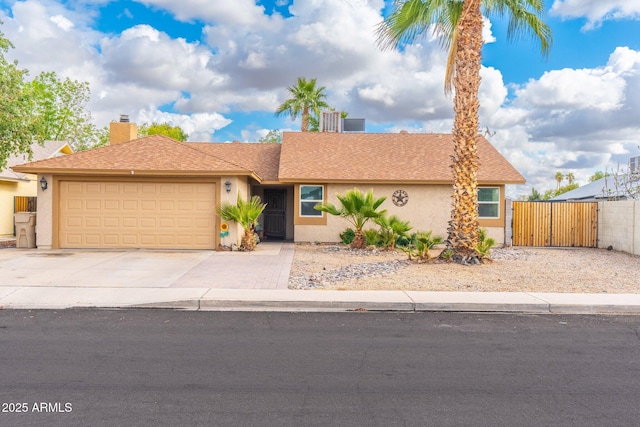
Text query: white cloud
551 0 640 30
136 109 232 141
514 67 626 110
136 0 272 27
482 16 496 44
50 14 74 31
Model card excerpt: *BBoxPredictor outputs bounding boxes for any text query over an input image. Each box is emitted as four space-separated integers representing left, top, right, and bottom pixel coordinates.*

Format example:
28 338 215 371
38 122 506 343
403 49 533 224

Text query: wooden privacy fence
512 201 598 247
14 196 37 213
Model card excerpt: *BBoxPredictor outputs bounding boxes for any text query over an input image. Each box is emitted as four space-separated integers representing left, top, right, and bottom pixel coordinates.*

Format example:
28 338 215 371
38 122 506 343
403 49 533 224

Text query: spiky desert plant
375 214 412 250
315 188 387 249
216 194 266 251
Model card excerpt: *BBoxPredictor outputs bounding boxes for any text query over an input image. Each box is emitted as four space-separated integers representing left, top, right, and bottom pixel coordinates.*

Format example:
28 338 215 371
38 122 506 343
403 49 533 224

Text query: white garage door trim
58 179 216 249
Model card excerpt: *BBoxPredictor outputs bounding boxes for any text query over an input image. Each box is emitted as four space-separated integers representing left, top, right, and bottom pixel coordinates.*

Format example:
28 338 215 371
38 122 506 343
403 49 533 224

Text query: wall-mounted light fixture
40 177 48 191
224 180 232 193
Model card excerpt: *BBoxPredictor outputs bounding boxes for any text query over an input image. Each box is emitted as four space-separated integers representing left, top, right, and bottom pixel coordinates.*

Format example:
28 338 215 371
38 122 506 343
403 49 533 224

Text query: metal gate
512 201 598 247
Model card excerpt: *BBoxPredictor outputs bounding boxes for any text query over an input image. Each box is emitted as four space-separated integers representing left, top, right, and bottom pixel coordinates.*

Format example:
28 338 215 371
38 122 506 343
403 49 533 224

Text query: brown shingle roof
278 132 525 184
12 132 525 185
191 142 281 182
12 135 254 177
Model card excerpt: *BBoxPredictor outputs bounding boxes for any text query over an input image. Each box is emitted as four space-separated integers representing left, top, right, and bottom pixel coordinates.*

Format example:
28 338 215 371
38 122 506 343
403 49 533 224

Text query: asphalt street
1 310 639 426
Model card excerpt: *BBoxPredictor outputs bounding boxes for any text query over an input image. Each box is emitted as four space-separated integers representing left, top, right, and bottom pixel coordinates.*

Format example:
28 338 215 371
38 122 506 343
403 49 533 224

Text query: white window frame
300 185 324 217
478 187 500 219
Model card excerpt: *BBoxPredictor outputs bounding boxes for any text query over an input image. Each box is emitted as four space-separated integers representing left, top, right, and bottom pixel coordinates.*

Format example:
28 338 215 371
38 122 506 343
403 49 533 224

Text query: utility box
14 212 36 249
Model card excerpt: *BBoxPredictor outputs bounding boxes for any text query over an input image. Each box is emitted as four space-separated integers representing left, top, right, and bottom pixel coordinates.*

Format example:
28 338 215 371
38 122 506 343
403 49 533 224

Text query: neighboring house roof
12 132 524 185
1 141 72 182
12 135 258 179
278 132 525 184
551 176 627 201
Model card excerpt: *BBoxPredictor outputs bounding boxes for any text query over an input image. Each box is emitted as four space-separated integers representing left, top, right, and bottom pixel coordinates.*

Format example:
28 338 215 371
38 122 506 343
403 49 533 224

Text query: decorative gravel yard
288 243 640 293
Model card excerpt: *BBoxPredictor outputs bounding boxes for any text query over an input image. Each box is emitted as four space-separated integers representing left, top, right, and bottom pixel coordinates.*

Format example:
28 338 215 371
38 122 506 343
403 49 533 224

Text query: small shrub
363 228 381 247
439 248 454 260
375 214 412 250
395 234 411 248
339 228 355 245
476 228 496 259
399 231 444 262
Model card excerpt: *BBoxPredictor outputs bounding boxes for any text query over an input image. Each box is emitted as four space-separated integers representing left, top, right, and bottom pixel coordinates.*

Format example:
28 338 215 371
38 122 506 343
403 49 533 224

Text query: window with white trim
478 187 500 218
300 185 324 217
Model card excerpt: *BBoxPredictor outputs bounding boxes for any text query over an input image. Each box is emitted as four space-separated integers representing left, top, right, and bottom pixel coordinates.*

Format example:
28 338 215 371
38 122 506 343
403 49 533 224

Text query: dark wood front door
263 190 286 239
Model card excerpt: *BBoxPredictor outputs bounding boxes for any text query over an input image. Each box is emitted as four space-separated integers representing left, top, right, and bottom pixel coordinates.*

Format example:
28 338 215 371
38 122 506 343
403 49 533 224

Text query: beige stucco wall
295 184 452 243
35 174 53 249
483 227 504 245
0 178 37 235
218 175 250 248
294 183 506 245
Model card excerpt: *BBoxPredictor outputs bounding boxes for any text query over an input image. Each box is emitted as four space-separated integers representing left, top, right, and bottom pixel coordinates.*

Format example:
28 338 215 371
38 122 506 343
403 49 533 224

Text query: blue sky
0 0 639 196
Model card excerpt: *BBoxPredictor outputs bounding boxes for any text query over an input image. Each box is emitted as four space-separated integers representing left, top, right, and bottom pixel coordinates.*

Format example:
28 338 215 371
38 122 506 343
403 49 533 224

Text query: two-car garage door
59 180 216 249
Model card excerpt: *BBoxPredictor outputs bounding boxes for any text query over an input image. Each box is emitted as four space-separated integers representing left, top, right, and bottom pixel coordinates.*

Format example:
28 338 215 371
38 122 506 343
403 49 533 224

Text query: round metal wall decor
392 189 408 207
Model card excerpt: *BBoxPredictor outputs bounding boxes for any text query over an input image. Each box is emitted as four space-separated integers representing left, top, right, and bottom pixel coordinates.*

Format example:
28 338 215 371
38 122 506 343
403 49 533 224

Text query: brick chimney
109 114 138 145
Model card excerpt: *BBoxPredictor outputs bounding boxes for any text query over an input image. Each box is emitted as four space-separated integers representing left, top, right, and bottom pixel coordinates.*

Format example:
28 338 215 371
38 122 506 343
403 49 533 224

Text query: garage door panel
85 234 101 245
104 200 119 210
141 218 156 228
85 217 101 228
103 234 119 245
141 200 156 210
121 217 136 228
122 200 138 210
59 181 215 249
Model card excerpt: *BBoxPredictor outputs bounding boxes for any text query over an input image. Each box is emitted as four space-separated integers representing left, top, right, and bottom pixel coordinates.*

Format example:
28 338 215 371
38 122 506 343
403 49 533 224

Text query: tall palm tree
566 172 575 185
555 171 564 189
377 0 551 264
275 77 329 132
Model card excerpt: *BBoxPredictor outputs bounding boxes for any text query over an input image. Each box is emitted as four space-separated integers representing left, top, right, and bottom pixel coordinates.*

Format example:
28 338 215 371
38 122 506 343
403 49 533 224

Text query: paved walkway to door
0 242 294 290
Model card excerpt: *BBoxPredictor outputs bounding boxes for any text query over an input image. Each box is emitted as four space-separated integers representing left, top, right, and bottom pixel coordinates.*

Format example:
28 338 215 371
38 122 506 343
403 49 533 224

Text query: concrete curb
2 288 640 314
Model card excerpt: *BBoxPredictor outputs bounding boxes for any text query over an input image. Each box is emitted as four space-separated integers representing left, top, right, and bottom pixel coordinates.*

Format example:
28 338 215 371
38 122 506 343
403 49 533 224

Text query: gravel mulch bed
288 243 640 293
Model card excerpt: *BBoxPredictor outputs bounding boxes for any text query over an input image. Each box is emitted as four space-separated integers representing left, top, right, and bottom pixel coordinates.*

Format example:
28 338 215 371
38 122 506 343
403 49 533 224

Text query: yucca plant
315 188 387 249
216 194 266 251
375 214 412 250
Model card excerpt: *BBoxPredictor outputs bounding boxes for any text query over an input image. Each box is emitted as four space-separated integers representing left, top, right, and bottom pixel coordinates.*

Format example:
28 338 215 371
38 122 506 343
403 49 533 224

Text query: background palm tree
377 0 551 264
566 172 575 185
275 77 329 132
315 188 387 249
555 171 564 189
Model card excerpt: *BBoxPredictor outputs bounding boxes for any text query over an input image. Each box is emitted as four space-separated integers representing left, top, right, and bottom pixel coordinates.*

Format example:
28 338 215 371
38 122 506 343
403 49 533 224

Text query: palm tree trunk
301 106 309 132
351 229 366 249
241 229 256 251
445 0 483 265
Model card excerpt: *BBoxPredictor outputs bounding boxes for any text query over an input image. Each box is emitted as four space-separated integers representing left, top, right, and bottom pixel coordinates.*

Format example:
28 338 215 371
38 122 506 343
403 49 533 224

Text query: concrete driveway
0 242 294 289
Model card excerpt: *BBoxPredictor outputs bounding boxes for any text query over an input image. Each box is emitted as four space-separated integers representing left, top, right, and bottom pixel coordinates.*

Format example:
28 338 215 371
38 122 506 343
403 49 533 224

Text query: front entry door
263 190 286 239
